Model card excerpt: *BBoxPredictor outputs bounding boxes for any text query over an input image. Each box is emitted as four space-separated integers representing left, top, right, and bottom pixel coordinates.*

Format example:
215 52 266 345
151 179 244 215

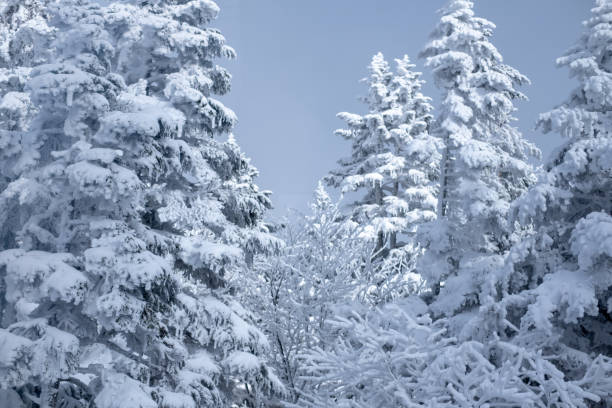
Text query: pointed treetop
395 55 417 75
559 0 612 75
367 52 391 82
537 0 612 140
421 0 503 87
393 55 427 101
362 52 394 111
439 0 475 15
313 179 332 208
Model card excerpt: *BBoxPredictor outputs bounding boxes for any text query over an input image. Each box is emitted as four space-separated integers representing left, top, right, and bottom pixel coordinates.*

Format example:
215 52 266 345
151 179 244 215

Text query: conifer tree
0 1 282 407
418 0 539 321
504 0 612 400
327 53 396 253
327 53 439 301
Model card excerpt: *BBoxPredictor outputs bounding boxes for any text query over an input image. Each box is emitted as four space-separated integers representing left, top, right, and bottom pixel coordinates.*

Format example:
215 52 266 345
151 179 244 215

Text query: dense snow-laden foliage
1 0 611 407
500 1 612 405
0 0 51 191
0 1 282 407
327 53 440 295
417 0 539 320
237 184 372 405
301 297 604 408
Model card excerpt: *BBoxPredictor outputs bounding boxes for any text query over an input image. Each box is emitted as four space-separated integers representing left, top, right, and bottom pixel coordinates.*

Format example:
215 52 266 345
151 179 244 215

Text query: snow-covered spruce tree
0 1 282 407
327 53 439 303
502 0 612 403
237 183 369 405
417 0 539 321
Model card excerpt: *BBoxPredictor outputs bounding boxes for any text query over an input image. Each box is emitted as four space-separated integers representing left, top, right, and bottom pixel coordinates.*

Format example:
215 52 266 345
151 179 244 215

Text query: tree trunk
374 182 385 253
438 137 451 218
40 381 50 408
390 180 399 249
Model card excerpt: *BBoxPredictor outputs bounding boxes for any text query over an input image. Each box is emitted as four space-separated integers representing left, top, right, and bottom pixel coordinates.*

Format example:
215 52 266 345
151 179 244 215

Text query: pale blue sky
215 1 591 215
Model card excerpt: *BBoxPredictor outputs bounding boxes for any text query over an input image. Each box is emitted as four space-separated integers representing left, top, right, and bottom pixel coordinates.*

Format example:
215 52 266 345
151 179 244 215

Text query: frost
185 351 220 375
571 212 612 272
223 351 261 374
158 391 196 408
0 329 32 368
95 373 156 408
530 270 598 331
41 263 88 304
179 238 243 271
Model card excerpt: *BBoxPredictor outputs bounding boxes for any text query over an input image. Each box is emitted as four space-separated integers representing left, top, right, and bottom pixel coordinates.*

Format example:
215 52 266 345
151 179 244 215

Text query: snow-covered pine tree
0 1 282 407
327 53 438 302
418 0 539 323
504 0 612 402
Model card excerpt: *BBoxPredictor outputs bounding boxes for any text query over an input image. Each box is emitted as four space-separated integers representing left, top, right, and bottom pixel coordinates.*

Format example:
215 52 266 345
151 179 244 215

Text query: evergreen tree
327 53 439 301
504 0 612 402
0 1 282 407
418 0 539 322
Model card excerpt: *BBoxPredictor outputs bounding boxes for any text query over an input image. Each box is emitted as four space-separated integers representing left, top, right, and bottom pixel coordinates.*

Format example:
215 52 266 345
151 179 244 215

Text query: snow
158 391 195 408
230 313 258 346
94 373 156 408
530 270 598 331
1 0 611 406
571 211 612 271
169 0 220 25
41 264 88 304
223 351 261 374
79 343 115 368
66 161 114 195
179 238 243 271
13 299 38 320
71 372 97 386
0 329 32 367
185 351 220 375
0 91 29 112
76 147 123 165
3 251 79 303
38 325 79 355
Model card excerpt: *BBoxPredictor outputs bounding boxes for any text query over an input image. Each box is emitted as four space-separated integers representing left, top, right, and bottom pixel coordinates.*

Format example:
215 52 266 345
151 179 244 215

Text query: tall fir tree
0 1 282 407
418 0 539 323
504 0 612 401
327 53 439 301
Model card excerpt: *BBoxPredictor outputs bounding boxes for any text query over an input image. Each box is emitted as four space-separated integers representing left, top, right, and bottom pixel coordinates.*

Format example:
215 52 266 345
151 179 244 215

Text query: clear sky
215 0 592 216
